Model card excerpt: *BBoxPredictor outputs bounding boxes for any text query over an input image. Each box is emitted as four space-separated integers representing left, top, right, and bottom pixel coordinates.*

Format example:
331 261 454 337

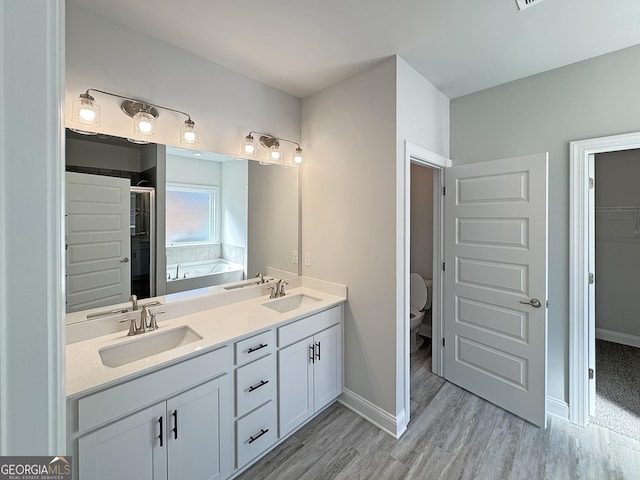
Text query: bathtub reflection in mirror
64 129 300 318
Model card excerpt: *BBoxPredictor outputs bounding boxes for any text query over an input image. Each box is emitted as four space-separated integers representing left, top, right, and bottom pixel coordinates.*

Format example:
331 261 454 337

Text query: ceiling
70 0 640 99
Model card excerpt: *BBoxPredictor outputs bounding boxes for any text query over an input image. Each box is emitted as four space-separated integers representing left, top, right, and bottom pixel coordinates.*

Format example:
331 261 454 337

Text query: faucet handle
267 284 277 299
118 317 137 336
279 279 289 296
148 310 165 331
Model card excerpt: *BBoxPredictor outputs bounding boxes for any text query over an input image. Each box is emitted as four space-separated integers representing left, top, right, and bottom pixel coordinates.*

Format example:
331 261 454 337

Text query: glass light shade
294 147 303 165
180 120 199 145
72 94 100 126
270 141 281 162
242 134 256 156
133 111 156 137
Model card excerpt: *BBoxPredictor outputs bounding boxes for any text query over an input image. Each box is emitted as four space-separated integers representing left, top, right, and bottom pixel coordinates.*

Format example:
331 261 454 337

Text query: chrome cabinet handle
519 298 542 308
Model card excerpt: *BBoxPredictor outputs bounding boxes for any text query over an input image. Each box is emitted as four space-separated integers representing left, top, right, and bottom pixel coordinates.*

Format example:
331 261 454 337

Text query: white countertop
66 286 346 398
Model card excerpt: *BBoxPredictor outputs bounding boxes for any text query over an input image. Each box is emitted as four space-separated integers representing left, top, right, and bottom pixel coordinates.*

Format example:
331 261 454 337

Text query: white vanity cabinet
233 330 278 470
277 306 343 437
68 346 232 480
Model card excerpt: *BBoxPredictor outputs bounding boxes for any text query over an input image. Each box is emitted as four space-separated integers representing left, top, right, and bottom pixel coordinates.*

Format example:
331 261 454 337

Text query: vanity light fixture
241 131 303 165
71 89 199 145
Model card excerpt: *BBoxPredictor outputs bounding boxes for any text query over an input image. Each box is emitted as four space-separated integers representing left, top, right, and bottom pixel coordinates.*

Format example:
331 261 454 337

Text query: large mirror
65 129 300 317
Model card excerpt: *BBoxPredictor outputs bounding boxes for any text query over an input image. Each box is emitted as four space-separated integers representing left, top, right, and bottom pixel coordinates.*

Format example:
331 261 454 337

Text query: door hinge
443 186 446 196
442 262 446 271
588 273 595 285
589 177 594 189
589 368 594 380
442 338 445 347
546 300 549 308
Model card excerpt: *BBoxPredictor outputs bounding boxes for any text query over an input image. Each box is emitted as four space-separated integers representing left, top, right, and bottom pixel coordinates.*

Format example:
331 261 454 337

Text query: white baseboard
596 328 640 348
547 395 569 420
338 388 406 439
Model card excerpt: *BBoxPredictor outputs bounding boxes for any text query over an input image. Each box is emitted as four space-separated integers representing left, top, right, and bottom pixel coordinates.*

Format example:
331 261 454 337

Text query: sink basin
262 294 321 313
99 326 203 368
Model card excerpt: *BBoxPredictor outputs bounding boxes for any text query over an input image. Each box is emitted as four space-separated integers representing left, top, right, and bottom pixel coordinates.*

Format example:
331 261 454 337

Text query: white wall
1 0 65 454
594 149 640 338
65 3 301 158
410 164 434 278
451 43 640 403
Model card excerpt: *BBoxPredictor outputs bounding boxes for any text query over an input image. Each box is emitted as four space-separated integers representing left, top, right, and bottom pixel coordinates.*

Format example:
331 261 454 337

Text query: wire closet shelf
595 205 640 240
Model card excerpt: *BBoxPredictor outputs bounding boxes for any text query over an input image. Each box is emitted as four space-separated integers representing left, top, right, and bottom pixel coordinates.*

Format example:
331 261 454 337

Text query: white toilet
410 273 432 353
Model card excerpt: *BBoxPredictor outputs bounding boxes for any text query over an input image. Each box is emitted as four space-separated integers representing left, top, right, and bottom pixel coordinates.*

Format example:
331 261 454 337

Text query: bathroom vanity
65 280 346 480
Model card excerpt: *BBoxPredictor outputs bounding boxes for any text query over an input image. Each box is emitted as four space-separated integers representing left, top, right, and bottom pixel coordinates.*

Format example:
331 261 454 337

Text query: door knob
519 298 542 308
120 257 129 263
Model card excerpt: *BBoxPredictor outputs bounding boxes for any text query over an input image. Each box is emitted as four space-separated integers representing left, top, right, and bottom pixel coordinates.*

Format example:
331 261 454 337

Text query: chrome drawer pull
248 380 269 392
248 428 269 444
247 343 268 354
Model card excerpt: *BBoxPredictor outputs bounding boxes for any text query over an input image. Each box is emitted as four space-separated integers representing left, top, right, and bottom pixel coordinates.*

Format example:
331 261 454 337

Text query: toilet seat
410 273 429 310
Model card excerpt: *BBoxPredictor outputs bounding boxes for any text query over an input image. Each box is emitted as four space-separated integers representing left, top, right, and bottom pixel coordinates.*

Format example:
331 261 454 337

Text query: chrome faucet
255 272 265 284
130 294 138 311
121 305 165 336
268 279 289 299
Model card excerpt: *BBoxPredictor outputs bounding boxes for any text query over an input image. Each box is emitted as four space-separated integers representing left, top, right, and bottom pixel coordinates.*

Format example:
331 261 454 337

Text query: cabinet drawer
236 354 276 417
235 330 275 366
278 306 341 348
236 401 277 469
75 346 231 434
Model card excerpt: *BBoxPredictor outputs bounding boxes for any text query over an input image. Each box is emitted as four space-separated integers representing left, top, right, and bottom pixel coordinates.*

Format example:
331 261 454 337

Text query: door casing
569 131 640 426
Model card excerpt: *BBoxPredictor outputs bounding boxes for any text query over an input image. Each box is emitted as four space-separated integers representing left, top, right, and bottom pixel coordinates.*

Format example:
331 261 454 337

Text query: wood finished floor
237 343 640 480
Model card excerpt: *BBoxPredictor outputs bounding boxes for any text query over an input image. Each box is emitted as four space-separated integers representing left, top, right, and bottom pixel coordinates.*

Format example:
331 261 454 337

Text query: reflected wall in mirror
64 129 300 314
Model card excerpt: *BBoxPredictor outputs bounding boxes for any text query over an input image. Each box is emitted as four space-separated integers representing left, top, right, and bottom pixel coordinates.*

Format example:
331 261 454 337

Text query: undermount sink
262 294 321 313
99 326 203 368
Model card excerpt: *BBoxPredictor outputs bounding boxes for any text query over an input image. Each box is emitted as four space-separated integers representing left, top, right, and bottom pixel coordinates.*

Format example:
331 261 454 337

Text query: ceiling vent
515 0 546 11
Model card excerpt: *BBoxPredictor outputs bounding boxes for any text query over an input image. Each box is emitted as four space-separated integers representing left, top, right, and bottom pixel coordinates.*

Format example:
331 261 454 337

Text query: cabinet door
78 403 167 480
167 375 232 480
313 324 342 411
278 336 313 437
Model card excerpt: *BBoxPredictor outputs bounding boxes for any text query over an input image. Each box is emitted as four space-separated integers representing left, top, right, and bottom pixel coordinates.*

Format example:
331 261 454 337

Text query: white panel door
444 153 548 427
66 172 130 312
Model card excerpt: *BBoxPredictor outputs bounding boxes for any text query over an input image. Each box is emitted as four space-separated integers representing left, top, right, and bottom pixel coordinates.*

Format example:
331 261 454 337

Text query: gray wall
595 149 640 339
451 43 640 403
410 164 434 279
302 56 449 421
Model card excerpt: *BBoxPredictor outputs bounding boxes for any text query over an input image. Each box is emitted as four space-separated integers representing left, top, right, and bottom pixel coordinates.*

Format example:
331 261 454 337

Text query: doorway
569 131 640 428
409 163 436 398
583 149 640 439
401 142 449 432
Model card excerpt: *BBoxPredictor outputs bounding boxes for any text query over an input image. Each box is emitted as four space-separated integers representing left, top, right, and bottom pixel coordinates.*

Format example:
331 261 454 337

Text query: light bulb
270 140 281 161
79 107 96 122
242 133 256 156
138 120 152 133
294 147 303 165
183 130 196 142
180 119 199 145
